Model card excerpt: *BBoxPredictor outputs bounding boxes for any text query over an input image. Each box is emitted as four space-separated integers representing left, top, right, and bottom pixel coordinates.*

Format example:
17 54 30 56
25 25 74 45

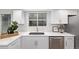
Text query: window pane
29 13 37 19
38 19 46 21
38 13 47 19
29 21 37 26
29 13 47 26
29 19 37 21
38 21 46 26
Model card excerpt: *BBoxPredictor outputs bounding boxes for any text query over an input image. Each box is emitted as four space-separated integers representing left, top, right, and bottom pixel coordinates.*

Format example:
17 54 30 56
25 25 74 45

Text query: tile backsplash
52 24 65 32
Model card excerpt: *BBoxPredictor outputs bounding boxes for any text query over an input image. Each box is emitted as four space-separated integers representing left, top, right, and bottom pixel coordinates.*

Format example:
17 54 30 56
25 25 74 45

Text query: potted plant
7 21 18 34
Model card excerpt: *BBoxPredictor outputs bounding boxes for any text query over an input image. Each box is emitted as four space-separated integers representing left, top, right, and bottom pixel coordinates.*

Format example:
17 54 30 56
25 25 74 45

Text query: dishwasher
49 36 64 49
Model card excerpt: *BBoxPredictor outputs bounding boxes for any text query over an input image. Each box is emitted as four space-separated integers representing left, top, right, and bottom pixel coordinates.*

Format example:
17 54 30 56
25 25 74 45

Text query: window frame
28 12 47 27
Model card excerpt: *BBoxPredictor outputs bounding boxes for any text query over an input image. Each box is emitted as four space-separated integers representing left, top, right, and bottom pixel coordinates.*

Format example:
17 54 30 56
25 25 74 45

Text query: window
1 14 11 33
29 12 47 26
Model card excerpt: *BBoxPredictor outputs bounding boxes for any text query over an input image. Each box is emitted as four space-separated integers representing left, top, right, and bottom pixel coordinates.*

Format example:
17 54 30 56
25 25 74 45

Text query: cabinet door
50 10 59 24
34 36 49 49
51 10 68 24
68 10 77 15
21 36 35 49
64 36 74 49
12 10 24 24
8 39 20 49
21 36 49 49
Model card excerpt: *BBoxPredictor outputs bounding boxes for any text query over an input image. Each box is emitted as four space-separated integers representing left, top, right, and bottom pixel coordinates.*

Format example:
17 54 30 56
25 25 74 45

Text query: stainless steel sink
29 32 44 35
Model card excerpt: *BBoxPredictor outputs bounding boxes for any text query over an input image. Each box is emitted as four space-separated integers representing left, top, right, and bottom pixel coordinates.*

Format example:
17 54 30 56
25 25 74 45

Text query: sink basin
29 32 44 35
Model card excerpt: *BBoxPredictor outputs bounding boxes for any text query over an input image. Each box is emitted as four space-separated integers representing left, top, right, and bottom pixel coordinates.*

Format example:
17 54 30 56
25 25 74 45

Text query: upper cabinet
12 10 24 24
50 10 77 24
50 10 68 24
68 10 77 15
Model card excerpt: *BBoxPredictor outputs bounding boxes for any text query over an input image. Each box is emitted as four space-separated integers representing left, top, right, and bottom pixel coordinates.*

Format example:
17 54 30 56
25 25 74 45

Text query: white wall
24 9 72 32
0 9 78 33
19 9 78 32
17 12 27 32
24 11 53 32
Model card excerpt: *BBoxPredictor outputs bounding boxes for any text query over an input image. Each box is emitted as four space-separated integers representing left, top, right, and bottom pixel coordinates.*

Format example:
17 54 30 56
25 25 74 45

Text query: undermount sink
29 32 44 35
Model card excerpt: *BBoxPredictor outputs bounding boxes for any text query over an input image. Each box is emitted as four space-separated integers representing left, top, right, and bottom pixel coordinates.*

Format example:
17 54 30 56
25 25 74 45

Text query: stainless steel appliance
49 36 64 49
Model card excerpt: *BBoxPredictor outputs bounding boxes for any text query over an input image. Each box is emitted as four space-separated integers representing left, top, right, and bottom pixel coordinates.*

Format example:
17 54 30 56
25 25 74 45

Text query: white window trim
28 11 48 27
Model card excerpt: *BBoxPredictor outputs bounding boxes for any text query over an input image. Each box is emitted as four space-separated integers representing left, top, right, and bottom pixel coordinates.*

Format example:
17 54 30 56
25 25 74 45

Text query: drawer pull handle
10 42 16 46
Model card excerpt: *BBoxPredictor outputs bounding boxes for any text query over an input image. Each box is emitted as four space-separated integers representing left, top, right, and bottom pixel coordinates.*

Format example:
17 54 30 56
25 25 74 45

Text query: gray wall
1 14 11 33
0 10 12 33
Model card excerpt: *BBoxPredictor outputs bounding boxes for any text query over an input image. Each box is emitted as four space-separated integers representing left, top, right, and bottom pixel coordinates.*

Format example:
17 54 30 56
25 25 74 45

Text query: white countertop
21 32 75 36
0 35 21 46
0 32 75 46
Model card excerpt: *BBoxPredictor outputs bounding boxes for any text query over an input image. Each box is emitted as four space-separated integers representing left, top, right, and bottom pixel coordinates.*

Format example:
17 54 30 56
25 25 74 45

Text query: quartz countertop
21 32 75 36
0 35 21 46
0 32 75 46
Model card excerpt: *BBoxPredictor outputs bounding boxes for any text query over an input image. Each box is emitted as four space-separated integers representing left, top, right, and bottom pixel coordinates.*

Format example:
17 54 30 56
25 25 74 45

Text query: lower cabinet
21 36 49 49
0 36 74 49
0 38 21 49
64 36 74 49
49 36 74 49
8 38 20 49
21 36 74 49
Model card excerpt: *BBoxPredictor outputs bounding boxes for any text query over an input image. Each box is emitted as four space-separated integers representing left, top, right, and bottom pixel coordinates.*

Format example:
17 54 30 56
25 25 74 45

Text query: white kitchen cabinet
21 36 49 49
64 36 74 49
21 36 35 49
0 39 20 49
35 36 49 49
0 46 7 49
50 10 68 24
68 10 77 15
8 38 20 49
12 10 24 24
